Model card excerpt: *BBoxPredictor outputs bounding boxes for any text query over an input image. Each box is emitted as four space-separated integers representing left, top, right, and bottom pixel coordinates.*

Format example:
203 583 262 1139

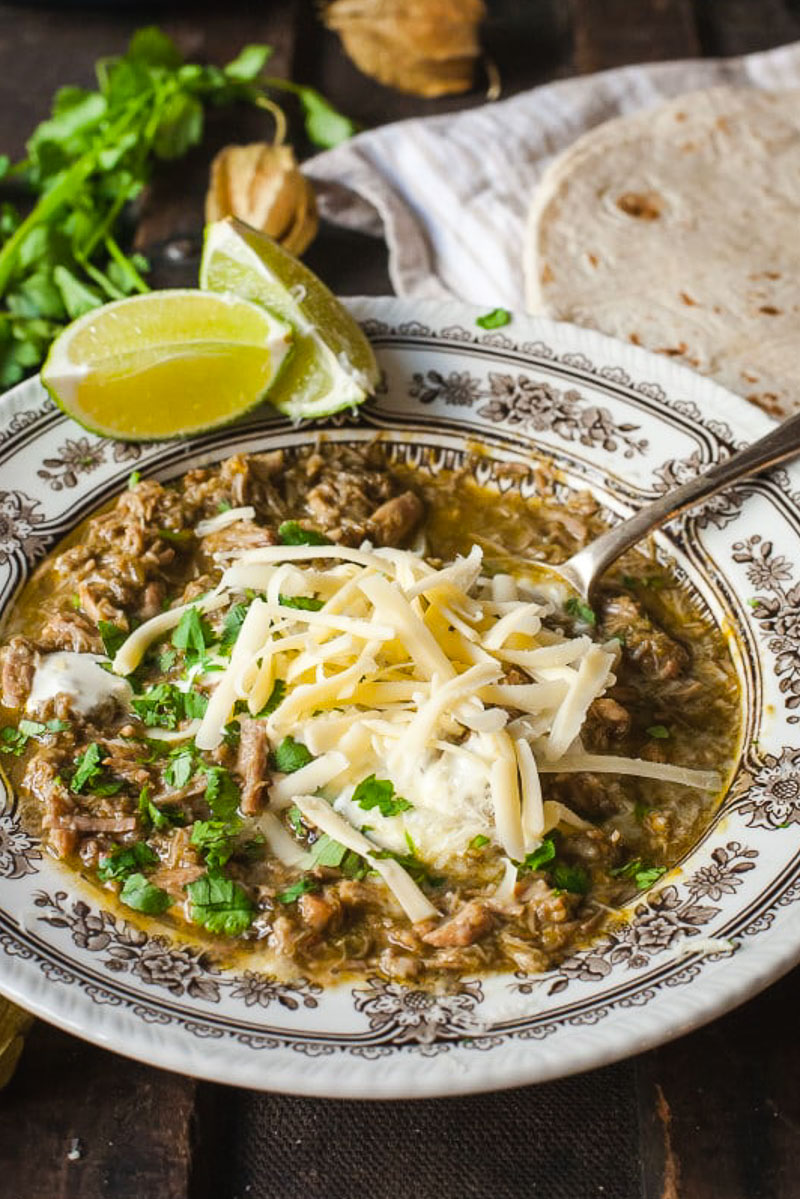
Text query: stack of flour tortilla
525 87 800 418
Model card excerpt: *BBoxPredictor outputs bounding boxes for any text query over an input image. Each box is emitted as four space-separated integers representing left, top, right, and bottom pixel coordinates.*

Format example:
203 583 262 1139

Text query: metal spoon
546 409 800 602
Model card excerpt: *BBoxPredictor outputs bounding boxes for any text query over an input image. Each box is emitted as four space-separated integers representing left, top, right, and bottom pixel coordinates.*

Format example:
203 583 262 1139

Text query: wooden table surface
2 2 800 1196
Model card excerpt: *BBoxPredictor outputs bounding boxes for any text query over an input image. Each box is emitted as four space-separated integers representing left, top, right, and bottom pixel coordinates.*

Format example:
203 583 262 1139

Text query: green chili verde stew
0 443 740 983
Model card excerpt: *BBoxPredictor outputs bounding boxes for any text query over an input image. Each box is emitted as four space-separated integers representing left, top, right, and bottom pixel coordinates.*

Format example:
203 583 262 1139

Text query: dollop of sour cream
26 652 132 717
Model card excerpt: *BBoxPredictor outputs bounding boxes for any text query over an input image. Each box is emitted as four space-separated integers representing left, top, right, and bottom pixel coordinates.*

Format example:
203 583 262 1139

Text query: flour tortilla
525 87 800 418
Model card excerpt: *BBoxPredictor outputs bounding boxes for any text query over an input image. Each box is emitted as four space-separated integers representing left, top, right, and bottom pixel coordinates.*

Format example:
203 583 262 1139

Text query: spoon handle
568 408 800 598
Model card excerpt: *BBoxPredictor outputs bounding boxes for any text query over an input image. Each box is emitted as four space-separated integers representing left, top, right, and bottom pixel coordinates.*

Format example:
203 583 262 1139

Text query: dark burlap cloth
219 1059 640 1199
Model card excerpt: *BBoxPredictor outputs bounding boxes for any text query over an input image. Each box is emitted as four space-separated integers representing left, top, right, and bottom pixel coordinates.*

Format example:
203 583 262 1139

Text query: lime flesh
200 218 379 420
41 289 293 440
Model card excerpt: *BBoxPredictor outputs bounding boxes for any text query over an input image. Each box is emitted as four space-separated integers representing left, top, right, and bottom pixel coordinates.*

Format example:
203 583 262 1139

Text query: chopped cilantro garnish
71 743 103 792
186 870 254 936
172 606 214 664
98 620 127 658
164 748 195 789
287 806 306 837
277 877 318 904
634 801 651 823
190 819 241 868
565 596 597 625
277 520 331 547
308 833 349 868
217 500 232 513
138 785 185 831
119 872 171 915
476 307 511 329
646 725 670 739
551 862 590 894
469 834 490 850
255 678 286 718
220 602 248 651
351 774 412 818
518 837 557 874
279 594 324 611
0 720 69 755
747 597 762 609
0 727 27 756
132 683 207 728
158 648 178 672
200 765 240 820
272 736 313 774
611 858 666 890
128 470 141 489
98 841 158 882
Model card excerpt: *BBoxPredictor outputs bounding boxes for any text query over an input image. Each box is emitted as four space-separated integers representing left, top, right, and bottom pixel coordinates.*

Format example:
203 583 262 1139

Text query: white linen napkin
304 41 800 308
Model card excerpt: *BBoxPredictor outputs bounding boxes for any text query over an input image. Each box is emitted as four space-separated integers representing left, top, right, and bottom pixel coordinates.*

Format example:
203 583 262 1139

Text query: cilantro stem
0 157 95 293
105 234 149 293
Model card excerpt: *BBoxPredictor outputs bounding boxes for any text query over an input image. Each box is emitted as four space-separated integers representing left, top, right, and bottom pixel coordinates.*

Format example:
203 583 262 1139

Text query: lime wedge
41 289 293 440
200 217 379 420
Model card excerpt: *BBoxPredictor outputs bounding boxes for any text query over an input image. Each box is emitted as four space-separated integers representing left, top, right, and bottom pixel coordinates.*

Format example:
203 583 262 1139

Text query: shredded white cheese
109 534 725 925
194 506 255 537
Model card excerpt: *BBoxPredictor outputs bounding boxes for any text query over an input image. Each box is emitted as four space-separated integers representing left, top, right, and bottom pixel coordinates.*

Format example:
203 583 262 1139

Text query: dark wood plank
695 0 800 56
0 1021 197 1199
638 965 800 1199
571 0 700 73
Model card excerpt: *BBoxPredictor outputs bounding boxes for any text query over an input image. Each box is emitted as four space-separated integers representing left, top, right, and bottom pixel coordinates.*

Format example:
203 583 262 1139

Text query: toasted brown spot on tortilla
716 117 730 132
680 292 698 306
628 333 641 346
587 252 599 268
616 192 662 220
759 305 781 315
540 263 554 284
675 111 687 122
658 342 688 357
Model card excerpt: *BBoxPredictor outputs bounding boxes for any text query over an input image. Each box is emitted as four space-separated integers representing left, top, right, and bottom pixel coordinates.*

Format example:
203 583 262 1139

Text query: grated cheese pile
112 542 721 923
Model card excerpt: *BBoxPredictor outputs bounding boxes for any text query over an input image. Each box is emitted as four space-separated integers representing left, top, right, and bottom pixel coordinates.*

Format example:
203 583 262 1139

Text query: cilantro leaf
71 742 102 792
308 833 348 868
256 678 285 717
469 834 490 850
551 862 590 894
132 683 207 728
351 774 412 818
220 602 248 651
138 785 185 831
119 872 171 915
565 597 597 625
277 521 331 547
164 748 195 790
224 43 272 82
611 858 666 890
172 605 213 662
190 819 241 868
476 307 511 330
98 620 127 658
518 837 557 874
279 594 324 611
98 841 158 881
128 470 141 488
0 727 28 756
294 85 357 148
186 870 254 936
0 719 70 756
272 736 313 774
200 765 240 820
277 877 317 905
646 725 670 739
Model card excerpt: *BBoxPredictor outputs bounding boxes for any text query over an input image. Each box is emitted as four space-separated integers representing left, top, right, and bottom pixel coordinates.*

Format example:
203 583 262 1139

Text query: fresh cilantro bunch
0 25 355 387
